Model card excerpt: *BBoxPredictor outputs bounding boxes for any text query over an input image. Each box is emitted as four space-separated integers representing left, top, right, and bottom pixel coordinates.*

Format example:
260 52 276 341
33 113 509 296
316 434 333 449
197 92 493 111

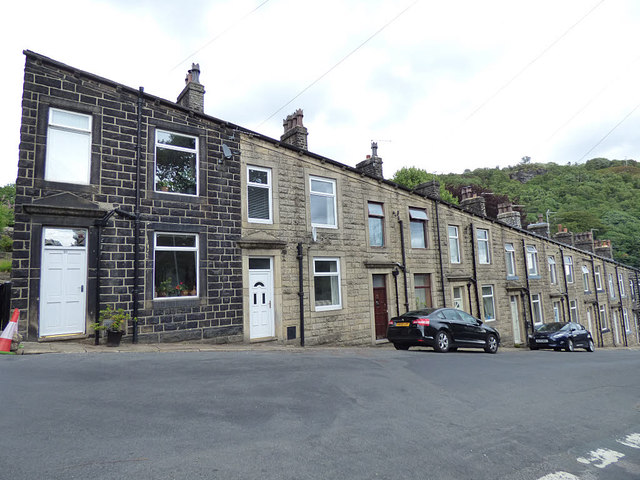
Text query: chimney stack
526 213 550 237
595 239 613 259
574 232 595 253
356 142 384 179
281 109 308 150
554 224 574 246
413 180 440 200
177 63 205 113
459 187 486 216
496 202 522 228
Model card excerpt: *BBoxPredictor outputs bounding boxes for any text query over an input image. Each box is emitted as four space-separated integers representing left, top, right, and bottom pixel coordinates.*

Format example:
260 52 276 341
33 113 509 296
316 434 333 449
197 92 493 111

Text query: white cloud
2 0 640 186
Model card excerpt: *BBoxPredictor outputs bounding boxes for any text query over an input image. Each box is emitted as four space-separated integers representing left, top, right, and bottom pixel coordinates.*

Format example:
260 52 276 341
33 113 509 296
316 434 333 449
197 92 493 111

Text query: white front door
40 228 87 337
249 258 274 339
510 295 521 345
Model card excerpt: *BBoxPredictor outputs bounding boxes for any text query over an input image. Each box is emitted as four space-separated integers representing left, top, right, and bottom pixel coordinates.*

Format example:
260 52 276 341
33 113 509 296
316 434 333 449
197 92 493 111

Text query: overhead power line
257 0 420 128
169 0 272 72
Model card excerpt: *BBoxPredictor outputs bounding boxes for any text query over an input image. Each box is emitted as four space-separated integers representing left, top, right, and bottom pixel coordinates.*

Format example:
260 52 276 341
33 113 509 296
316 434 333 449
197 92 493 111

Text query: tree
392 167 458 204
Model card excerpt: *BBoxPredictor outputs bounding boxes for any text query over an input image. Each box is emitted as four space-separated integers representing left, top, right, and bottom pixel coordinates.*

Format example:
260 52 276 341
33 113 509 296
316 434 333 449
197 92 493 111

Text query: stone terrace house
12 51 243 343
240 120 640 348
11 51 640 347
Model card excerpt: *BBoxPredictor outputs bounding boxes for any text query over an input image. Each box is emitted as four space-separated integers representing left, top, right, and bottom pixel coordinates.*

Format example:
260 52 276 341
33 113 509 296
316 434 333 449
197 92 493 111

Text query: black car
529 322 595 352
387 307 500 353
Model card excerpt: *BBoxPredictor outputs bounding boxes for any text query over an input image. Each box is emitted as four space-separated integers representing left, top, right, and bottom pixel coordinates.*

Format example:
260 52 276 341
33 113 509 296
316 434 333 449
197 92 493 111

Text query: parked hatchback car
387 308 500 353
529 322 595 352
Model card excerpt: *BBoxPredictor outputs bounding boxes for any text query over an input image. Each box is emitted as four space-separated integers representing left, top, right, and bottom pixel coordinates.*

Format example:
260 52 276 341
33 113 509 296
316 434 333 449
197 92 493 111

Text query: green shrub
0 259 11 272
0 235 12 252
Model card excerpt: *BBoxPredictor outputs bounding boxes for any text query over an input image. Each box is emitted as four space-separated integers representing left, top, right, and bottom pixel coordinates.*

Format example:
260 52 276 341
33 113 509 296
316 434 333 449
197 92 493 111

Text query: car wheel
394 343 409 350
565 338 574 352
434 330 451 352
586 340 595 352
484 334 499 354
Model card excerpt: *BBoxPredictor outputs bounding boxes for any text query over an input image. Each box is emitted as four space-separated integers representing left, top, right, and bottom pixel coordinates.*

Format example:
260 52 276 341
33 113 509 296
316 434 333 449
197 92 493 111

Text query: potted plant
155 278 172 297
91 305 131 347
156 179 171 192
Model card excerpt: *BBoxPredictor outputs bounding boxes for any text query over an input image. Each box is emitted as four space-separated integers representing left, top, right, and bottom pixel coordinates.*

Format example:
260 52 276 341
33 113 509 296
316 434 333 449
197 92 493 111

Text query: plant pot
106 330 123 347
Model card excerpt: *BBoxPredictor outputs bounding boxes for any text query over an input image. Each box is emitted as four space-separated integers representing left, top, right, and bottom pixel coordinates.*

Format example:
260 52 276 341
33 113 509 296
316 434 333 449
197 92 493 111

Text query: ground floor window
599 304 608 330
531 293 543 324
569 300 578 322
481 285 495 321
452 285 464 310
313 258 341 310
414 274 432 309
552 301 561 322
623 308 630 332
154 233 198 298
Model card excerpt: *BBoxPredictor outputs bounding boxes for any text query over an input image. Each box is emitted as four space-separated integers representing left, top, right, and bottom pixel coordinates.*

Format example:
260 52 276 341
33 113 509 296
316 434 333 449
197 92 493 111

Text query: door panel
249 261 274 339
40 244 87 336
373 275 388 339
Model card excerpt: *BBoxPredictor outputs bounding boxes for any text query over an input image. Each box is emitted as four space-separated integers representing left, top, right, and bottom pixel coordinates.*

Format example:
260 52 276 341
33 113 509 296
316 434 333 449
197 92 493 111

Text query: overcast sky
2 0 640 187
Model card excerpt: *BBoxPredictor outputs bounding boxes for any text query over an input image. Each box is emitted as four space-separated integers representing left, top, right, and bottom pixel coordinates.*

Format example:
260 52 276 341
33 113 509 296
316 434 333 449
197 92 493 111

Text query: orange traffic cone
0 308 19 353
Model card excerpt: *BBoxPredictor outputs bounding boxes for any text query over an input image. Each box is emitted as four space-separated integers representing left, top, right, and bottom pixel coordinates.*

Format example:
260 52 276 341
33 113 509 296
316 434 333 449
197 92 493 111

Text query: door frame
510 295 522 345
39 227 88 338
248 256 275 340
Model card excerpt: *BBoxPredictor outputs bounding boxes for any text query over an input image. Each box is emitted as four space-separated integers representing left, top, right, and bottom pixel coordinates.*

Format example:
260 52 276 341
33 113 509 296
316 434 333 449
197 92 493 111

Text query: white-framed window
564 255 574 284
155 130 198 195
569 300 578 322
481 285 495 321
531 293 543 324
599 304 608 330
313 258 341 310
414 274 431 309
594 265 603 291
409 208 428 248
310 176 337 228
45 108 92 184
623 308 630 332
247 165 272 223
552 301 561 322
448 226 460 264
630 278 636 300
548 256 557 285
619 273 625 297
368 202 384 247
505 243 516 278
477 228 490 264
608 273 615 299
526 245 539 277
582 265 590 292
154 233 199 299
452 286 464 310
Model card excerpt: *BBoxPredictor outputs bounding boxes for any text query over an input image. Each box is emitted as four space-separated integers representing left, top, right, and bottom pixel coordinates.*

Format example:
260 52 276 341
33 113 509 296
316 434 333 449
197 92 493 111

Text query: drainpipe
297 243 305 347
434 201 446 307
559 248 569 322
132 86 144 344
392 268 400 317
615 266 628 347
522 239 533 338
398 219 409 313
591 257 603 347
469 224 480 318
466 282 472 313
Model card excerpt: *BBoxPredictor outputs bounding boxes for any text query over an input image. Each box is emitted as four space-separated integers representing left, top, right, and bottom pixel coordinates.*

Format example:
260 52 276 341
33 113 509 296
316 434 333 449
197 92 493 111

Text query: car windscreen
536 323 568 332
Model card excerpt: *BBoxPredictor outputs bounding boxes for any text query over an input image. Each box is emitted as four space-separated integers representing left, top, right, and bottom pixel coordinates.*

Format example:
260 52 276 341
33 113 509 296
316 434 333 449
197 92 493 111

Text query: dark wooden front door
373 274 389 339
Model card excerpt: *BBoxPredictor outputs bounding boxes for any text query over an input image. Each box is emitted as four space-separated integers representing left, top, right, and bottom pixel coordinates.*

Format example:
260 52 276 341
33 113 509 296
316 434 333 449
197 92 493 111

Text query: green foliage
0 259 11 272
0 235 12 252
431 159 640 268
391 167 458 204
90 305 132 333
0 184 15 230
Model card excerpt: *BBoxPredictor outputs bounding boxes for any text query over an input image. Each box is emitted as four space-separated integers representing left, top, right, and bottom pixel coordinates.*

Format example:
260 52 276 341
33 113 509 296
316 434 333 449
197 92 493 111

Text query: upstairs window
247 166 272 223
526 245 539 277
448 226 460 264
477 229 490 264
618 273 625 297
45 108 92 184
552 301 561 322
608 273 615 299
564 256 574 284
548 256 557 285
155 130 198 195
409 208 428 248
594 265 603 291
368 202 384 247
310 177 337 228
154 233 198 299
582 265 590 292
505 243 516 278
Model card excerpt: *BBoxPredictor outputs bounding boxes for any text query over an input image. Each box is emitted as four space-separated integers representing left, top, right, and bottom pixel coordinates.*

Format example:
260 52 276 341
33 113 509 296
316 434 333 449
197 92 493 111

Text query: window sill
601 328 610 333
152 296 201 308
528 275 541 280
506 275 519 281
314 305 342 312
151 190 204 203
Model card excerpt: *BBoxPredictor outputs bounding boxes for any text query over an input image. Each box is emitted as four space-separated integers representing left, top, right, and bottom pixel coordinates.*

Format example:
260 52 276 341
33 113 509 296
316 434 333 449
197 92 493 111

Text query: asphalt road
1 347 639 480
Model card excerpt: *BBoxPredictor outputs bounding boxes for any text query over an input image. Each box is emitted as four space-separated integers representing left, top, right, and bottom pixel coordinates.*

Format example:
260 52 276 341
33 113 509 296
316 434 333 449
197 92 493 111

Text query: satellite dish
222 144 232 159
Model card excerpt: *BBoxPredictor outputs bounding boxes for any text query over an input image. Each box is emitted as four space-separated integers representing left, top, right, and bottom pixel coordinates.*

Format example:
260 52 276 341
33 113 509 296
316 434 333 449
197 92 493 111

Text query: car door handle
80 285 84 292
